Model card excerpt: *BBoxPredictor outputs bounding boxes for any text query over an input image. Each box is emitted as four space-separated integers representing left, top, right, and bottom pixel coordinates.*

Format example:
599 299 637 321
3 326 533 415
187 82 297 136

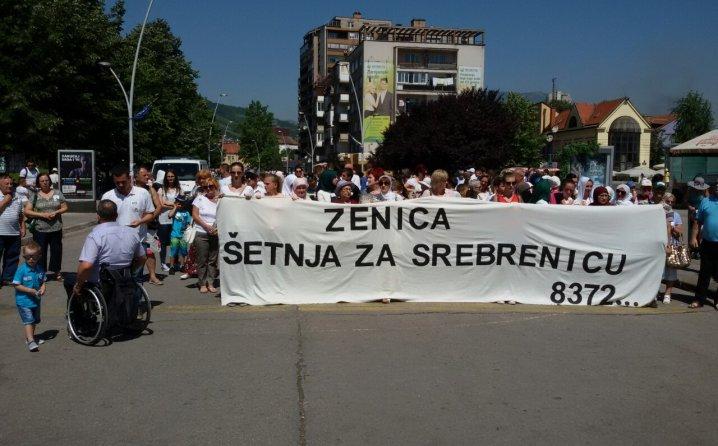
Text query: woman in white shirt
192 178 220 294
420 169 461 198
220 162 253 198
157 170 181 271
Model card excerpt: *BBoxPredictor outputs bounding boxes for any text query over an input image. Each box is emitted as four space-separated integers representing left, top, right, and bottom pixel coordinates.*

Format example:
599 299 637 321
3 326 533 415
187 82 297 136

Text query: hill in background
207 101 298 139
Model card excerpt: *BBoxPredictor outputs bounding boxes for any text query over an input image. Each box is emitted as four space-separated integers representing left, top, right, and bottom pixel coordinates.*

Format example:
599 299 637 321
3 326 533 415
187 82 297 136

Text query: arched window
609 116 641 171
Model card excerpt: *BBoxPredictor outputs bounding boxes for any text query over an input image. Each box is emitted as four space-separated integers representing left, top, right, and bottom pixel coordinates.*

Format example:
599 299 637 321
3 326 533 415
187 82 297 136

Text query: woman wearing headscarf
291 177 310 200
615 184 634 206
573 177 594 206
372 175 403 201
332 180 360 204
605 185 616 205
589 186 612 206
529 179 552 205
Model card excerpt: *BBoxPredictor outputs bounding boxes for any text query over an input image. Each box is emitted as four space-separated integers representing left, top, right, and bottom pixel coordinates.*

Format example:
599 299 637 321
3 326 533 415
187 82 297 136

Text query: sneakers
663 294 671 304
27 340 39 352
35 338 45 345
161 263 170 272
180 273 189 280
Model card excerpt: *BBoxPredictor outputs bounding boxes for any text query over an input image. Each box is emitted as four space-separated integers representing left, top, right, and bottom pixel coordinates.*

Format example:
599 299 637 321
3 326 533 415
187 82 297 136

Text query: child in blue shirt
12 241 46 352
168 199 192 274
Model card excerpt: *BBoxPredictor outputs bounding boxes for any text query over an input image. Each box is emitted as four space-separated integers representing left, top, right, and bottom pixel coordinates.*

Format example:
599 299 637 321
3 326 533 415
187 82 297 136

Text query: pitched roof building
538 97 653 171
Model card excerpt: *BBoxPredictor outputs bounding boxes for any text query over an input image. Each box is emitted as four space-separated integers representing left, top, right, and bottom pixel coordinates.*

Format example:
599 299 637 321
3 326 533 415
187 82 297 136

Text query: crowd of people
2 158 718 352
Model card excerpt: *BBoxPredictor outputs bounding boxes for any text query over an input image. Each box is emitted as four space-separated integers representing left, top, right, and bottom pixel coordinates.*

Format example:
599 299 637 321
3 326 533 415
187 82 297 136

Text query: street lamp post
221 120 233 164
348 75 364 154
99 0 156 179
299 111 315 172
208 92 228 167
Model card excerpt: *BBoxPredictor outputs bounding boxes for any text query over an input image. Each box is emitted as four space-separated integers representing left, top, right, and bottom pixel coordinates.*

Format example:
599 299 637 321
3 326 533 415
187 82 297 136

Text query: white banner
218 198 666 307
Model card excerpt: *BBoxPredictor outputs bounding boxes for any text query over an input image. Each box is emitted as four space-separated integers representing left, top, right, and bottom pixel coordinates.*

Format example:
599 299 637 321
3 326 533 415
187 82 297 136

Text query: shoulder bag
666 235 691 269
26 192 39 233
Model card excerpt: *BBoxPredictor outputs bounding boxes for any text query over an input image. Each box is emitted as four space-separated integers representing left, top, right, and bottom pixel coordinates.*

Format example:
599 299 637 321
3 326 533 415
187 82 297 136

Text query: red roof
645 114 676 128
551 109 571 130
222 141 240 155
574 98 625 126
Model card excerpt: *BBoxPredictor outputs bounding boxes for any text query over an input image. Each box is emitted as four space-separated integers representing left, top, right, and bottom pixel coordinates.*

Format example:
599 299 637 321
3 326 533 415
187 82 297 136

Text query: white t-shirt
421 189 461 198
20 167 39 187
221 183 254 198
219 176 232 188
101 186 155 239
158 187 180 225
282 174 296 196
192 194 218 234
351 174 361 189
49 173 60 189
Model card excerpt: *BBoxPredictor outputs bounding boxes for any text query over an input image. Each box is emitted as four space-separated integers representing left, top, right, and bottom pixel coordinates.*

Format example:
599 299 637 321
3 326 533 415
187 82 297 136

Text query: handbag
182 222 197 245
26 193 39 233
666 236 691 269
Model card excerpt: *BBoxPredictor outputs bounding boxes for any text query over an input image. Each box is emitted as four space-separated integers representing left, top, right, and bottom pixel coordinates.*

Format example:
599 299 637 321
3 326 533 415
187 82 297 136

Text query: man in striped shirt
0 175 27 285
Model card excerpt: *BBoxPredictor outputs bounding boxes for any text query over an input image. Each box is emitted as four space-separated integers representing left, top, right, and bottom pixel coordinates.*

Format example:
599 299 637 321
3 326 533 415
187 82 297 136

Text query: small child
12 241 46 352
168 199 192 274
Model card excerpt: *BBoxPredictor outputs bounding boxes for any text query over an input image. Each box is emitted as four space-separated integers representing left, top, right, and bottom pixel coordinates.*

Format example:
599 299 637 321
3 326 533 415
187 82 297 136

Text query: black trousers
696 240 718 304
33 230 63 274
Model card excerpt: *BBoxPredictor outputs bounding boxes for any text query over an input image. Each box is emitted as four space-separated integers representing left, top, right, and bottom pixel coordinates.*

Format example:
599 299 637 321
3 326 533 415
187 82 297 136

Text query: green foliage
0 0 212 170
504 92 546 167
373 89 518 172
238 101 280 172
650 131 665 166
548 99 572 112
556 141 599 177
672 91 713 143
211 101 297 142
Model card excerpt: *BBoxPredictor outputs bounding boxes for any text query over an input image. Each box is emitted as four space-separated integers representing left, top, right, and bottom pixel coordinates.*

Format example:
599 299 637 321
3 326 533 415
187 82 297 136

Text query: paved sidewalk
21 212 95 243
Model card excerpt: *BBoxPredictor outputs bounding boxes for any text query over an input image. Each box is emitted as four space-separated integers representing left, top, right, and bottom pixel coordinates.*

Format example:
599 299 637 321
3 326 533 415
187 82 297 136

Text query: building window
609 116 641 171
568 116 577 128
397 71 429 85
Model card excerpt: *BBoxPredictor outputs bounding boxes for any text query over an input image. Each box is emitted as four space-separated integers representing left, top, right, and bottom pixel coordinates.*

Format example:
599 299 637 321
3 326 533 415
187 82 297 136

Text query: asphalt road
1 227 718 445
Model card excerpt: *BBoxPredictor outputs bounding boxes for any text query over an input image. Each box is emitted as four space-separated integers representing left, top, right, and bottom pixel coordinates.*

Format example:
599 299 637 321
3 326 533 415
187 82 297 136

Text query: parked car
151 158 208 194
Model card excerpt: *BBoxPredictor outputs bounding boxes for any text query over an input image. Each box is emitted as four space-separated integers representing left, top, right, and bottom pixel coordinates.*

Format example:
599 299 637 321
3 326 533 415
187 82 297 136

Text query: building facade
298 12 392 161
299 15 485 163
539 98 654 171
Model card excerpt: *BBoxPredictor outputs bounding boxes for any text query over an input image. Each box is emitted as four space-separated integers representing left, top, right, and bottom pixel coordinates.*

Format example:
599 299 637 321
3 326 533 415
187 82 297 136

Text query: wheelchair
66 267 152 346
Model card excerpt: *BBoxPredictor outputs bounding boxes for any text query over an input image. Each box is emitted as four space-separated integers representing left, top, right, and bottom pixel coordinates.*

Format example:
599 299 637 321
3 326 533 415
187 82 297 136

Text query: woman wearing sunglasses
615 184 634 206
370 175 403 202
192 178 220 294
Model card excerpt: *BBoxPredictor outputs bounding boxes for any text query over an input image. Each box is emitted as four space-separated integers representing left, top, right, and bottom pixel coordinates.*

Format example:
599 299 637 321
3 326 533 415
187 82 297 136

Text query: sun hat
688 176 710 191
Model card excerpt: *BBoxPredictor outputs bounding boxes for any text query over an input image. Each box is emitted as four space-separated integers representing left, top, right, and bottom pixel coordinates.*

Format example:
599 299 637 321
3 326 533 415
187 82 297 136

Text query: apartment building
298 12 392 160
300 16 485 162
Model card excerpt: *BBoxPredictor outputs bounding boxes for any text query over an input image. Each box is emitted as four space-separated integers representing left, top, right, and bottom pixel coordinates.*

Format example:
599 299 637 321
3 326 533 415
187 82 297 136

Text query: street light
221 120 233 164
298 111 315 172
278 129 289 173
208 92 228 166
99 0 156 179
348 75 364 154
252 139 261 173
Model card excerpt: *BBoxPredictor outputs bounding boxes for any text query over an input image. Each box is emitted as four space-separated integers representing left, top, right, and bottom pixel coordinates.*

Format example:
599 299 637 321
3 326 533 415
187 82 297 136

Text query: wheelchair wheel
67 288 108 346
125 285 151 335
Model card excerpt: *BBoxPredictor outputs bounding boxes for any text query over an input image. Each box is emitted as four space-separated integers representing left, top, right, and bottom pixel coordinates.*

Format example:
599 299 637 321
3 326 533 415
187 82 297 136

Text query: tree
0 0 123 167
672 91 713 143
555 141 599 178
238 101 280 172
373 89 517 172
109 19 212 165
504 92 546 167
548 99 572 112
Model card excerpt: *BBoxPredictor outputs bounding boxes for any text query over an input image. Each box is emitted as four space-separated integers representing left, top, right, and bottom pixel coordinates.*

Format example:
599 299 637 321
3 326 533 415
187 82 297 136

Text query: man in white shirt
19 159 39 191
101 166 155 241
49 168 60 189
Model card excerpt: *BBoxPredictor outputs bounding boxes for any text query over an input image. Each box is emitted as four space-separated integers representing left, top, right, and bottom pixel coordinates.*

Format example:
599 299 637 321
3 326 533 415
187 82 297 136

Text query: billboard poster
458 66 483 92
362 61 395 150
571 147 614 188
58 150 95 200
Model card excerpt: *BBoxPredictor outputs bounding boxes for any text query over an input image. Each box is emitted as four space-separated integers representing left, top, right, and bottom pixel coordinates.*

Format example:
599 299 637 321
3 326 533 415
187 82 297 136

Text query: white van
151 158 209 194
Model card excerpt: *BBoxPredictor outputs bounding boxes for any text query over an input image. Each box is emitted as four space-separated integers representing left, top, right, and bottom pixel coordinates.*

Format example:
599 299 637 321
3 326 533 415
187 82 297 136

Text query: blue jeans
0 235 21 283
17 305 41 325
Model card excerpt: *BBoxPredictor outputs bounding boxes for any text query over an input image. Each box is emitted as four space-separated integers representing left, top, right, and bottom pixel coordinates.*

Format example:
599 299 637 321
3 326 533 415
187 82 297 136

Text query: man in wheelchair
64 200 148 343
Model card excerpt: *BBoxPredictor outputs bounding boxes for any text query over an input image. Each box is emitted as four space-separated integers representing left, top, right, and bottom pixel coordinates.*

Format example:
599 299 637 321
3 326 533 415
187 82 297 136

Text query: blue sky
119 0 718 122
